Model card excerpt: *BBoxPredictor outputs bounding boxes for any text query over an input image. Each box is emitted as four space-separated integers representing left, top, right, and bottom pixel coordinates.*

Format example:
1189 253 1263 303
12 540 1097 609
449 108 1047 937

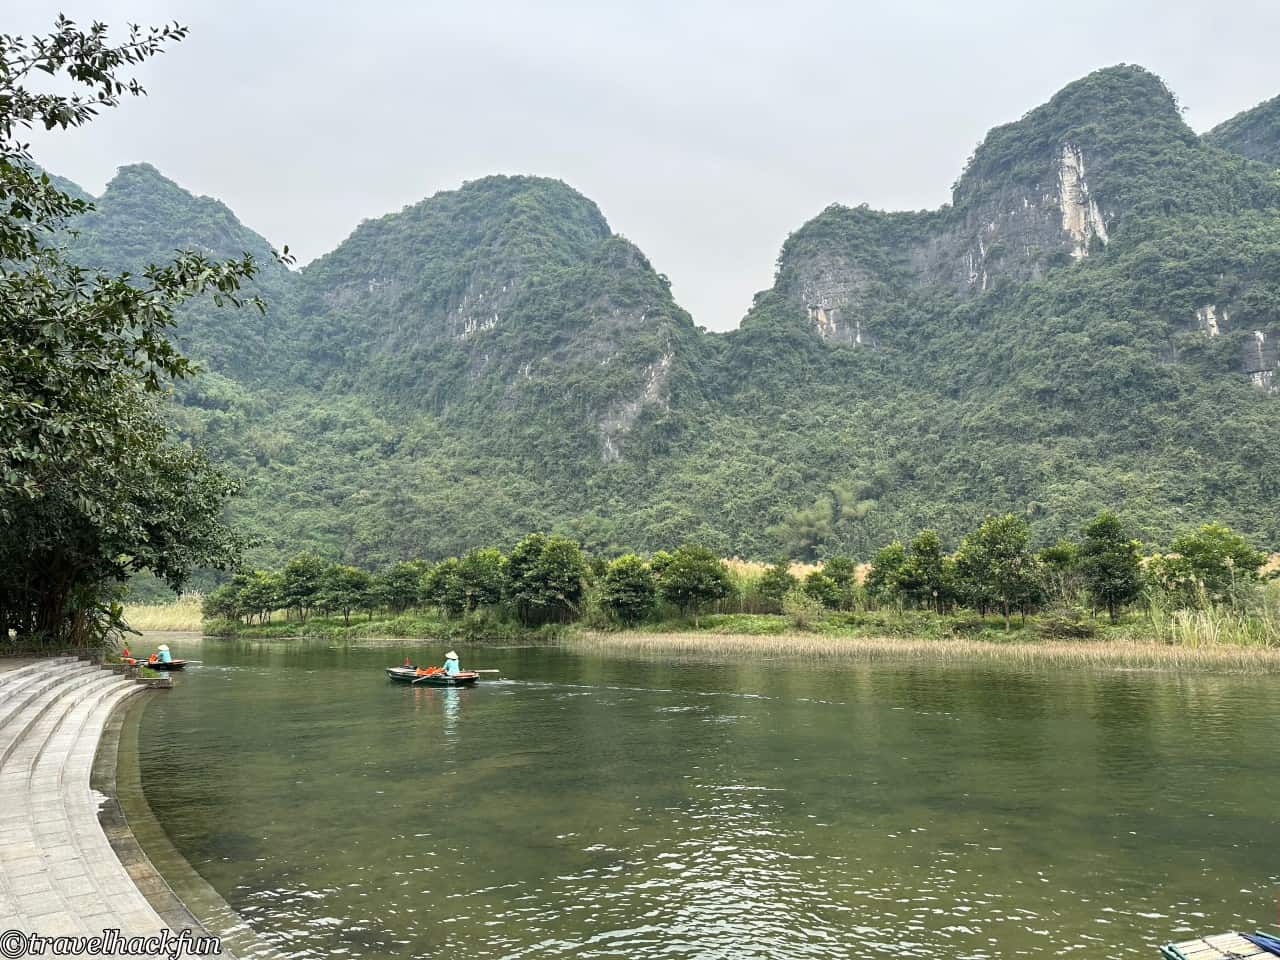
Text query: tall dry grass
122 595 204 632
723 557 871 584
569 629 1280 671
1143 578 1280 648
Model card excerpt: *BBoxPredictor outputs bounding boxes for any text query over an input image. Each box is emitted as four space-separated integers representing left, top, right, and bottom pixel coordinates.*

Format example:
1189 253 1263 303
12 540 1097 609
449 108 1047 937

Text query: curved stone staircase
0 658 166 936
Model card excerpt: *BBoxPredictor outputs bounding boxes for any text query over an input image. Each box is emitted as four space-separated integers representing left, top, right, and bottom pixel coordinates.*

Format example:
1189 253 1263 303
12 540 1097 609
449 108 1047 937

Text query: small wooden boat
1161 932 1280 959
123 658 187 671
386 666 479 686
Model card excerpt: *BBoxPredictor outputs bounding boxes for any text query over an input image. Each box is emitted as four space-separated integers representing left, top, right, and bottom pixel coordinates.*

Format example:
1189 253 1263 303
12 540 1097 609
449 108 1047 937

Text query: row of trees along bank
200 513 1276 639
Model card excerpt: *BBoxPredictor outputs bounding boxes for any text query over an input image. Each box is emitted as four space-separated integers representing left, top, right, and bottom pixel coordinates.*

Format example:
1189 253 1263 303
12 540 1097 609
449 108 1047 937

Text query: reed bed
122 595 204 632
568 629 1280 671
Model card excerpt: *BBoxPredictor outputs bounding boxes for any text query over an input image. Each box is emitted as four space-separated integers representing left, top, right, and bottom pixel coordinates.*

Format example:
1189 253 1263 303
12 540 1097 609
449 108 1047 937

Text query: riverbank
568 630 1280 671
128 612 1280 671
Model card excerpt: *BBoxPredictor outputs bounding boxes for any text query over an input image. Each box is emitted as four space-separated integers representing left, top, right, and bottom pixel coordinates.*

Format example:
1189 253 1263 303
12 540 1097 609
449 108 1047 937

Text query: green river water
128 637 1280 959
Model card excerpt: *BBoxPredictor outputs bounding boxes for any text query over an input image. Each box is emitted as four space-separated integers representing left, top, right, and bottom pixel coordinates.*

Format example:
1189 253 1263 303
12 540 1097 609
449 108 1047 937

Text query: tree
865 541 907 606
600 554 656 625
280 552 327 622
457 548 506 611
0 19 277 647
900 529 948 613
822 555 859 610
802 570 841 609
320 564 372 626
756 561 798 613
237 570 283 624
658 544 731 624
1078 512 1143 621
505 533 587 625
376 560 425 614
954 514 1041 629
1038 538 1083 604
1162 523 1266 605
201 583 242 623
422 558 466 616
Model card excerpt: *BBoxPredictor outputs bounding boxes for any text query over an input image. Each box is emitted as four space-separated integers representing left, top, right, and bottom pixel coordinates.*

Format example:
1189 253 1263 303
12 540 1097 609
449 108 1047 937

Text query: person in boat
156 644 173 664
442 651 461 676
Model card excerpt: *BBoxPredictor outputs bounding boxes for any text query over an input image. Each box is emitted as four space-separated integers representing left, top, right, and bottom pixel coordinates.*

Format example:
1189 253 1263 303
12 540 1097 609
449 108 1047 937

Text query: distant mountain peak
763 64 1279 348
1205 93 1280 167
955 64 1191 204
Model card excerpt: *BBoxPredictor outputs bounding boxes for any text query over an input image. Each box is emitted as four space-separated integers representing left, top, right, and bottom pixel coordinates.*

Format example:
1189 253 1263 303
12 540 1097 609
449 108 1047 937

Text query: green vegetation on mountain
44 64 1280 589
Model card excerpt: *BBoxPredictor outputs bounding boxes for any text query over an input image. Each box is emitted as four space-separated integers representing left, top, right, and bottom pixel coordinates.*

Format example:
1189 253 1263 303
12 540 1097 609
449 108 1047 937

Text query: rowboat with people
120 644 188 671
385 665 480 686
386 650 497 686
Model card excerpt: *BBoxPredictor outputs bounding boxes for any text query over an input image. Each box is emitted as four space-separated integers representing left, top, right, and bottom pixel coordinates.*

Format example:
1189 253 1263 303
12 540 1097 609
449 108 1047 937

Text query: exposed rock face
599 347 675 462
772 67 1239 344
1243 329 1278 391
451 276 512 339
790 261 878 345
1197 305 1226 337
779 140 1115 344
1056 144 1109 260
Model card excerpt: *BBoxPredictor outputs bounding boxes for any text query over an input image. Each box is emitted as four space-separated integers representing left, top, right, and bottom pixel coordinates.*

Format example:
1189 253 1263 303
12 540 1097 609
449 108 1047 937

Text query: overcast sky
12 1 1280 330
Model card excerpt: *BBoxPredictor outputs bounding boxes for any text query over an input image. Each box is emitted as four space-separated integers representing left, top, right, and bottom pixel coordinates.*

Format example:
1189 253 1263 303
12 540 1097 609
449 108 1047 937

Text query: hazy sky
12 1 1280 330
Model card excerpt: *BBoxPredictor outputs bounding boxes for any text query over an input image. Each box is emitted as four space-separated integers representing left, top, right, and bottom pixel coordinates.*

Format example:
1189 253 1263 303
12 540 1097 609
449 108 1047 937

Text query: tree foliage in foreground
0 17 283 647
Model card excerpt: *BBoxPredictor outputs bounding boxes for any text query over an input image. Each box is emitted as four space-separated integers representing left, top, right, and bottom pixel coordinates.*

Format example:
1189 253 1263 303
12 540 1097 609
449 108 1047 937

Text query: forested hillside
57 65 1280 578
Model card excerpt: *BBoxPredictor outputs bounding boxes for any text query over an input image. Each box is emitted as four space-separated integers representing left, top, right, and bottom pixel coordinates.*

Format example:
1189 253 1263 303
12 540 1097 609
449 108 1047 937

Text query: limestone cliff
773 66 1228 345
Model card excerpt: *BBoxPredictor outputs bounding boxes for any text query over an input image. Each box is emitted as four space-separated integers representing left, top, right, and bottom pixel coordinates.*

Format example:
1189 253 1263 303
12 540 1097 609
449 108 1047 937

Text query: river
127 637 1280 958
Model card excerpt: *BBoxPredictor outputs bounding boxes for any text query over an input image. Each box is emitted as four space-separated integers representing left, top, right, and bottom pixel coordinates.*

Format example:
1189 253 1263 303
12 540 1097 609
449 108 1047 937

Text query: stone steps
0 657 77 690
0 659 82 729
0 657 168 946
0 664 99 771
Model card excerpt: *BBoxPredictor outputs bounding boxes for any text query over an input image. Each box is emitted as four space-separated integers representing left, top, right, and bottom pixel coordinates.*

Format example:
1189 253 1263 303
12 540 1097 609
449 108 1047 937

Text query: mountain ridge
49 64 1280 570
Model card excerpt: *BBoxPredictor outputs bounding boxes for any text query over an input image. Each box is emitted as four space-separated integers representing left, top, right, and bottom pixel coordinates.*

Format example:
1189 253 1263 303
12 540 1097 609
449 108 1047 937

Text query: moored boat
386 666 479 686
1161 932 1280 959
123 657 188 671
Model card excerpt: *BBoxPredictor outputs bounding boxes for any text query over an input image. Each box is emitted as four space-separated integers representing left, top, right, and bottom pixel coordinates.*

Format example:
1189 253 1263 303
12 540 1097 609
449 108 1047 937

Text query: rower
157 644 173 664
442 651 461 676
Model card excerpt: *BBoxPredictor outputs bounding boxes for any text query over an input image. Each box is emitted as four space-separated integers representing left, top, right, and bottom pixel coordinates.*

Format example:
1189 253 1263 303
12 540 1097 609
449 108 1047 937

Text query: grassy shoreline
568 630 1280 671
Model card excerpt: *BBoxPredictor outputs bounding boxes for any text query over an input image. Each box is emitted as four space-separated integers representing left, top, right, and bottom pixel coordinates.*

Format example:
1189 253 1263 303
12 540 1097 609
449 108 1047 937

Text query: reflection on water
136 640 1280 958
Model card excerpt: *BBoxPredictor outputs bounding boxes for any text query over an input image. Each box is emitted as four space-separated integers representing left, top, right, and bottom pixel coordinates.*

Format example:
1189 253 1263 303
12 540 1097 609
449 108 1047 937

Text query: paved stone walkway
0 658 171 940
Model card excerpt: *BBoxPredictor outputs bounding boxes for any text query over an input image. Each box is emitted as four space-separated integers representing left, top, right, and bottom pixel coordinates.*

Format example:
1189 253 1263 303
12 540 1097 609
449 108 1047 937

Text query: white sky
12 0 1280 330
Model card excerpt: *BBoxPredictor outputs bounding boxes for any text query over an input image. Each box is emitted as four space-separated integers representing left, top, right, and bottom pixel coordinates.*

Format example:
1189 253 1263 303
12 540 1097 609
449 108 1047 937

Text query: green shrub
782 587 825 630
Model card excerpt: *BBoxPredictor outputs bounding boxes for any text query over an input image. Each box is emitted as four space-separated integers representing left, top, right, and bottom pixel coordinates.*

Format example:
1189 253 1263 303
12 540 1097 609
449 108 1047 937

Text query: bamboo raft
1161 932 1279 959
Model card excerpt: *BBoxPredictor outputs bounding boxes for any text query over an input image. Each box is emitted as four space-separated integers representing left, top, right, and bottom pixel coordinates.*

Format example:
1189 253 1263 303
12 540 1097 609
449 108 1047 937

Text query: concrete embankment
0 657 213 950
